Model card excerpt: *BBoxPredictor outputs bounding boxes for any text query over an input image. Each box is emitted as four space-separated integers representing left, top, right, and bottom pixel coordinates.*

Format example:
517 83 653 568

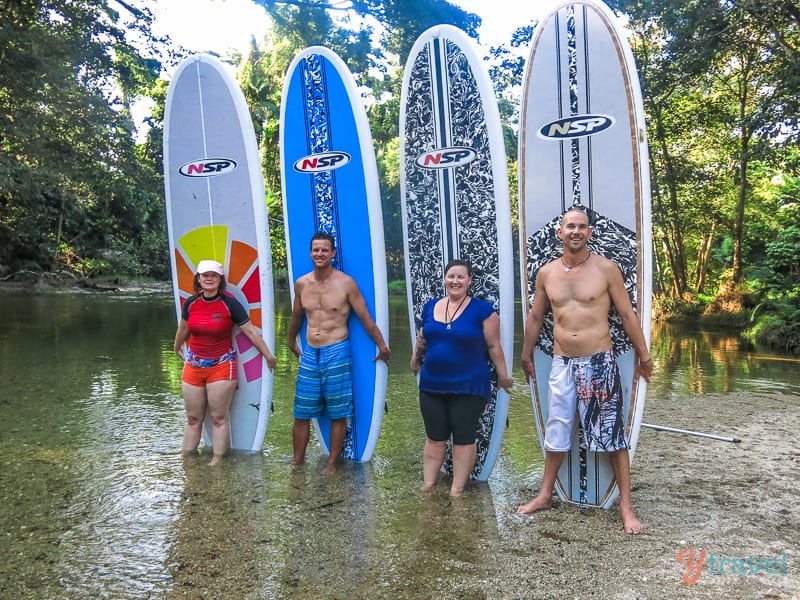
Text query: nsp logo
293 151 351 173
415 147 477 169
178 158 237 177
538 115 615 140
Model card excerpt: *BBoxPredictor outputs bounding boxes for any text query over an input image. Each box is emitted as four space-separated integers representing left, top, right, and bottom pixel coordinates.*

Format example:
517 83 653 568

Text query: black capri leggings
419 390 487 445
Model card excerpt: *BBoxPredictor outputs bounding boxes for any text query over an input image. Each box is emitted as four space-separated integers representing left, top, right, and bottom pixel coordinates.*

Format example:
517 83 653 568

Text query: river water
0 290 797 598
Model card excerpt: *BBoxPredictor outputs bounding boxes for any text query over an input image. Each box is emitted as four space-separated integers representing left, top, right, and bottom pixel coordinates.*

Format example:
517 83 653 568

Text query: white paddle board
400 25 514 481
280 46 388 463
163 54 275 453
519 0 652 508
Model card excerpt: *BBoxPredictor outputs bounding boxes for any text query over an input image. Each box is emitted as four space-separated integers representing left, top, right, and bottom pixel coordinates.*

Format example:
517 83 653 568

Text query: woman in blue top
410 260 513 495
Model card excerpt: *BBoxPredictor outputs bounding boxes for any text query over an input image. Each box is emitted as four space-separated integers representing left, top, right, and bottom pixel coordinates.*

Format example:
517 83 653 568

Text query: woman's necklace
560 251 591 272
445 295 468 330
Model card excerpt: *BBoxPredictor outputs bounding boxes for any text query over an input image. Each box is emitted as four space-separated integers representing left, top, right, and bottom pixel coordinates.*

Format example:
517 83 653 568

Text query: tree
231 0 482 278
0 0 167 277
252 0 480 62
610 0 800 312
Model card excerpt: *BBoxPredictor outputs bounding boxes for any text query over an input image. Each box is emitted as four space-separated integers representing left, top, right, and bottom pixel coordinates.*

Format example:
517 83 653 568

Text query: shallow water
0 291 797 598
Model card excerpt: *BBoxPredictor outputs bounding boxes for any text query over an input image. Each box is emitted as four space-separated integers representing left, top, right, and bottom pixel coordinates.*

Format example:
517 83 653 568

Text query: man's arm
346 278 391 365
521 270 551 381
605 262 653 382
286 280 305 358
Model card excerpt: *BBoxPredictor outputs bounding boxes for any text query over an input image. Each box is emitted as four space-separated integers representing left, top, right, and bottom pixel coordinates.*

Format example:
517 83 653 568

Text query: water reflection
168 454 270 598
0 291 797 598
648 321 800 397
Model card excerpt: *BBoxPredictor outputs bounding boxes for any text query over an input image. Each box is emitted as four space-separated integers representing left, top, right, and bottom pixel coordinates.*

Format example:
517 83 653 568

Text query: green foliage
0 0 167 278
711 237 735 268
266 193 287 272
652 294 705 320
387 279 406 295
57 243 111 279
376 137 404 281
751 313 800 356
615 0 800 305
762 226 800 288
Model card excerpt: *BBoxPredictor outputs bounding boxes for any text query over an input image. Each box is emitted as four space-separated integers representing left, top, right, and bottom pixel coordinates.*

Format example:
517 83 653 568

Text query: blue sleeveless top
418 296 495 398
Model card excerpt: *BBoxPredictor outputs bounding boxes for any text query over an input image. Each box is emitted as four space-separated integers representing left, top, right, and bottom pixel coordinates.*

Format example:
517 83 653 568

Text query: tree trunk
652 105 688 296
694 221 716 293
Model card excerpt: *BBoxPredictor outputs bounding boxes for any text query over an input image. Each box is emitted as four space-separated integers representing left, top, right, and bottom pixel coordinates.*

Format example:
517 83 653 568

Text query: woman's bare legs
205 379 237 466
421 439 447 491
450 443 476 496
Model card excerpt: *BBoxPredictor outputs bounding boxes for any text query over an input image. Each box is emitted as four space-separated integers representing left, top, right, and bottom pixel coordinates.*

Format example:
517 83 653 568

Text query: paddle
641 423 742 443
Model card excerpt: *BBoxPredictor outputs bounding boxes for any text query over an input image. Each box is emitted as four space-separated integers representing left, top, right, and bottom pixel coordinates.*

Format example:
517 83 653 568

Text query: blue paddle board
280 46 389 463
164 54 275 453
400 25 514 481
519 0 653 508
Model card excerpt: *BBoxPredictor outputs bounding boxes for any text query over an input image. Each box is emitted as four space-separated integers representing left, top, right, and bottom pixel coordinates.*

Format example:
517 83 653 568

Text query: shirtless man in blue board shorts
517 207 653 534
287 232 391 474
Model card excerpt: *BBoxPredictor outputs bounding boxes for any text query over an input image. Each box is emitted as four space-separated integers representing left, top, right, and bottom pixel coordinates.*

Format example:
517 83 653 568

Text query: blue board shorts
544 349 629 453
293 339 354 420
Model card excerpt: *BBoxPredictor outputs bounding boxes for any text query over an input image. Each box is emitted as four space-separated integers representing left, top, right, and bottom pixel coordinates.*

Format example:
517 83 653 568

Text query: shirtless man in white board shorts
517 207 652 534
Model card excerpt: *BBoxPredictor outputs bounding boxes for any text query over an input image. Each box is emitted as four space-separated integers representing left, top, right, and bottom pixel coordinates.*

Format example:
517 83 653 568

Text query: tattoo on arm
413 332 426 364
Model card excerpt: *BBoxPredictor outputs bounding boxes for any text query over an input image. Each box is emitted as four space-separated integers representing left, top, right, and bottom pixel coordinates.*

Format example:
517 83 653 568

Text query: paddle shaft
641 423 742 443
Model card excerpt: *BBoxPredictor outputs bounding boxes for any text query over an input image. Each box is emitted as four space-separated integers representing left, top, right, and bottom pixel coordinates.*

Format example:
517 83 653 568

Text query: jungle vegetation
1 0 798 352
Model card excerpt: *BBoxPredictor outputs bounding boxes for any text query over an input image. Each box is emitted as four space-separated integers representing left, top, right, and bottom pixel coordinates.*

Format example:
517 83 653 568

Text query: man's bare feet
420 482 435 492
516 494 552 515
621 505 643 534
208 454 225 467
322 462 337 475
449 487 464 497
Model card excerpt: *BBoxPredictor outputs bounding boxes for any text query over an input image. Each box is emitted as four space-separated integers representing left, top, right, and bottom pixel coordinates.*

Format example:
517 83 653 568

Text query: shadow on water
0 291 797 597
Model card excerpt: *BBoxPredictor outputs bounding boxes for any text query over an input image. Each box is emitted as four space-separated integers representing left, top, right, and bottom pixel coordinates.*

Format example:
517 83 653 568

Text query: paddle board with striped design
400 25 514 481
519 0 652 508
280 46 388 462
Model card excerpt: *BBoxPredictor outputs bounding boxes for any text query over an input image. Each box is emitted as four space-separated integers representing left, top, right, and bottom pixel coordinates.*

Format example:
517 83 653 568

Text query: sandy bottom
479 391 799 599
162 391 798 599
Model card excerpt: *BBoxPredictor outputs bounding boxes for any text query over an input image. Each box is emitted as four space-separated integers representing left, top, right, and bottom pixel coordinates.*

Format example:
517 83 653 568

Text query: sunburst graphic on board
174 225 265 384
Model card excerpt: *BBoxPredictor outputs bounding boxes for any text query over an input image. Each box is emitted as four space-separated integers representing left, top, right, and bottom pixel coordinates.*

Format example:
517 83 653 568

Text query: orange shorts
181 360 238 387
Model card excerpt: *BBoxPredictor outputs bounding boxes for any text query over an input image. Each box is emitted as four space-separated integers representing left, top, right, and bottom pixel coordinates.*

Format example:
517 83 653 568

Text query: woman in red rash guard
173 260 277 465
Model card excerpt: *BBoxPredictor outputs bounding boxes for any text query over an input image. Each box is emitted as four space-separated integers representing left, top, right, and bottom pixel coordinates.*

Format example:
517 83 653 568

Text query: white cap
196 260 224 275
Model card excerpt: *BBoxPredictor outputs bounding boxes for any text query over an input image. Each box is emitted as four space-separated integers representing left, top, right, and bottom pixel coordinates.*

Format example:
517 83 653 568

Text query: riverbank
482 390 799 599
0 275 172 295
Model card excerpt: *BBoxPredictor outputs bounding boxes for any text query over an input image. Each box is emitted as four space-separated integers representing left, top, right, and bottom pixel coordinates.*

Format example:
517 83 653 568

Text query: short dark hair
444 259 472 277
562 205 591 225
310 231 336 250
